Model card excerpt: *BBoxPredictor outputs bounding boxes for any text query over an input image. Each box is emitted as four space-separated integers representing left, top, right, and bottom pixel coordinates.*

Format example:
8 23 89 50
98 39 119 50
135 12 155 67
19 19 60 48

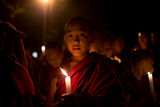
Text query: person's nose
72 35 80 46
73 35 80 42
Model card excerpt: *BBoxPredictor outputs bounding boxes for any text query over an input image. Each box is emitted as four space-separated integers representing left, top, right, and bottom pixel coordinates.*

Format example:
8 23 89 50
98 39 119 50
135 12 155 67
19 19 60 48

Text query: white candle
65 76 71 94
41 45 46 56
60 68 71 94
147 72 154 94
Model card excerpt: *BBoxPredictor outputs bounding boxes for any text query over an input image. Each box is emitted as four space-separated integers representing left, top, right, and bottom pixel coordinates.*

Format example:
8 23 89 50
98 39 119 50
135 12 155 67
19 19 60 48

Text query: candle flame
41 45 46 52
60 67 68 77
148 72 151 75
138 32 141 37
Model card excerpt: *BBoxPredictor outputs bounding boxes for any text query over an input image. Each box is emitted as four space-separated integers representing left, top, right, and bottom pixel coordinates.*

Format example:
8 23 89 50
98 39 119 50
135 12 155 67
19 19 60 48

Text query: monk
48 17 128 107
0 22 35 107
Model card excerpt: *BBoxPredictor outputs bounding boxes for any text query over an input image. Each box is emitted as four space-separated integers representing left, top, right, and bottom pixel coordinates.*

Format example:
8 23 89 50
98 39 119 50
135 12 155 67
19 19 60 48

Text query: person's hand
59 92 94 107
59 93 75 107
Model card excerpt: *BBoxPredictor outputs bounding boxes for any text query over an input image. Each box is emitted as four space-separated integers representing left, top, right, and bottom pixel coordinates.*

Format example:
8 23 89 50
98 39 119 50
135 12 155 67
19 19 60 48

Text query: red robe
1 22 35 107
55 52 126 106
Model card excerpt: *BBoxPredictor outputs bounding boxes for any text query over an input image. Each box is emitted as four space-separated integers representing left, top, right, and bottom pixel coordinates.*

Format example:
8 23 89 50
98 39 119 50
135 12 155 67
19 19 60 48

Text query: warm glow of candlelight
147 72 154 94
41 45 46 56
60 67 71 94
60 67 68 77
41 45 46 52
65 76 71 94
41 0 49 3
138 32 141 37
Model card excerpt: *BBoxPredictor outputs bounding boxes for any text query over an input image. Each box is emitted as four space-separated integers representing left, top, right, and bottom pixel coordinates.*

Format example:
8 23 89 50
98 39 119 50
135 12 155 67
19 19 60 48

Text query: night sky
0 0 160 51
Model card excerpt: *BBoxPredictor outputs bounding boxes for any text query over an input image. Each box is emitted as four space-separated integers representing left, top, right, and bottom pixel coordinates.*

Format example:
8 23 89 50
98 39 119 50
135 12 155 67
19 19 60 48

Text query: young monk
49 16 128 107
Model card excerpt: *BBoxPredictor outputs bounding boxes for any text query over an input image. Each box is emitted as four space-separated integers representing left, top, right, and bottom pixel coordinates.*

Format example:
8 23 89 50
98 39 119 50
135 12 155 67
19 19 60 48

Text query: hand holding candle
60 68 71 94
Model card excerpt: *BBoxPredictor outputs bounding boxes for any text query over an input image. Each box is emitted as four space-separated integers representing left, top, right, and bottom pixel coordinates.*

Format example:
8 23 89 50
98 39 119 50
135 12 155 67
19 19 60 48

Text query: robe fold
8 53 36 96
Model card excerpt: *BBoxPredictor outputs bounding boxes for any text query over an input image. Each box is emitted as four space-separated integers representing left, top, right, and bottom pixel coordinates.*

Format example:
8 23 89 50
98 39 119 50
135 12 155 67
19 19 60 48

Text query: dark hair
64 16 93 33
130 50 153 79
130 50 153 67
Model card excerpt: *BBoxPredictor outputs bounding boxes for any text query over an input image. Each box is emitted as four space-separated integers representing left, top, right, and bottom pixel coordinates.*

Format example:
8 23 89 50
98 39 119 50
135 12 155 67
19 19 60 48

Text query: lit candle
138 32 142 37
60 68 71 94
41 45 46 56
147 72 154 94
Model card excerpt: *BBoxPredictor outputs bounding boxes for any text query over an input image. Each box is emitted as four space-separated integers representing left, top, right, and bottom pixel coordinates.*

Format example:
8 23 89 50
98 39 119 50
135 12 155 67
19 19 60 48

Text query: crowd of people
1 17 160 107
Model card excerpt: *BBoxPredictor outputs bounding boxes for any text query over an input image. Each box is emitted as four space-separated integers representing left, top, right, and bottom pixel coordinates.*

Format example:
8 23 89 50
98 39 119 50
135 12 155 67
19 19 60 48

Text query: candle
41 45 46 56
147 72 154 94
65 76 71 94
60 68 71 94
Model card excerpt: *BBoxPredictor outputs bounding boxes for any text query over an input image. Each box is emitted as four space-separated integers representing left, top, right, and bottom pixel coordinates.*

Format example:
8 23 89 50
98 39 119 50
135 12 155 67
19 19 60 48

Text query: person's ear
62 43 67 51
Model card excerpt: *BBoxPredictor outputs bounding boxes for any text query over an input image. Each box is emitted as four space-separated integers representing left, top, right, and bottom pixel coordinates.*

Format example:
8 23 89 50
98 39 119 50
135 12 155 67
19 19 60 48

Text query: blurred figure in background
129 50 160 106
23 37 41 107
89 29 107 54
102 35 132 100
37 41 64 107
90 29 113 59
111 36 126 64
0 21 35 107
90 31 131 97
150 32 160 80
100 37 113 58
131 32 152 53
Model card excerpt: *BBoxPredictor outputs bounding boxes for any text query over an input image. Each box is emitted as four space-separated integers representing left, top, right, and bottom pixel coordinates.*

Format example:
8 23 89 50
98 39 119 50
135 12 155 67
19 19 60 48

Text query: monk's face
45 49 63 67
138 34 149 49
64 24 91 57
112 38 125 55
101 41 113 58
89 41 102 53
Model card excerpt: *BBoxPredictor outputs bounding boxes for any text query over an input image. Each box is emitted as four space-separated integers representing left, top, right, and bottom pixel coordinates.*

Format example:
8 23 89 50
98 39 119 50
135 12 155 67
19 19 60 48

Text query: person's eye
80 33 87 37
80 33 84 36
66 34 72 38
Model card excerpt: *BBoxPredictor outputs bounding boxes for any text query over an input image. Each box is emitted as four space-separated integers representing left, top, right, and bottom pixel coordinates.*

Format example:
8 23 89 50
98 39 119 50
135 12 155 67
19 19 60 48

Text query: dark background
0 0 160 52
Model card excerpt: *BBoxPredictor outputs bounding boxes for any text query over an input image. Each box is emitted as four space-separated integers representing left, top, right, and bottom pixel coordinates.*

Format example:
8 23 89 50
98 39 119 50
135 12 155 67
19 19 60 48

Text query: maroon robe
1 22 35 107
55 52 127 106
